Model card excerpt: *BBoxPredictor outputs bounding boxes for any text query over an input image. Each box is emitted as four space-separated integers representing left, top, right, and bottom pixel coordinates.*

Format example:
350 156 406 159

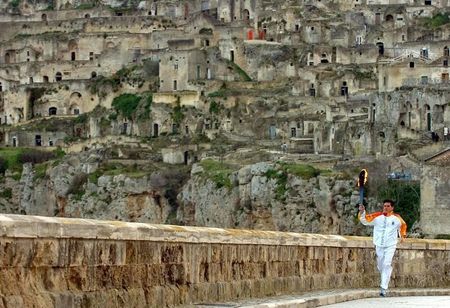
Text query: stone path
323 296 450 308
196 288 450 307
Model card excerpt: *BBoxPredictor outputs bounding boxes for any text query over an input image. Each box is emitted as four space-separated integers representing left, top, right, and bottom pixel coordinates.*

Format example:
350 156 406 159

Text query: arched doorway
444 46 449 57
55 72 62 81
49 107 57 116
5 52 10 64
153 123 159 137
385 14 394 22
376 42 384 55
243 9 250 21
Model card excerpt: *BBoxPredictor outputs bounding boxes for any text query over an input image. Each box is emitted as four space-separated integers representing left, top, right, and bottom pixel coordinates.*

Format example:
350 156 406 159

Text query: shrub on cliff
112 93 141 119
377 180 420 230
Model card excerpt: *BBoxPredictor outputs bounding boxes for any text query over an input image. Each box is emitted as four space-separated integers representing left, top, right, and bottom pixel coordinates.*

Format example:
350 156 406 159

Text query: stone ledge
209 288 450 308
1 214 449 250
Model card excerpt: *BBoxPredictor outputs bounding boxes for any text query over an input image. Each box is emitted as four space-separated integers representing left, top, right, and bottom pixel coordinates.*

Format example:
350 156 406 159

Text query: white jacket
359 211 407 247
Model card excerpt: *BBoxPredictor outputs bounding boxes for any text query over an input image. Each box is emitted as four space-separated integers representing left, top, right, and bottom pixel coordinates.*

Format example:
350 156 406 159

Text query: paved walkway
196 288 450 307
323 296 450 308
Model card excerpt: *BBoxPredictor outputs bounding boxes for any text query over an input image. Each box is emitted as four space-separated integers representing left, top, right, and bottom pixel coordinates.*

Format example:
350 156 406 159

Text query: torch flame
357 169 368 187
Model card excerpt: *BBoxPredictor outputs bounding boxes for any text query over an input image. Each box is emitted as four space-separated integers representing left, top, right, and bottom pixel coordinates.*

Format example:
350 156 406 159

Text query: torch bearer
357 169 368 205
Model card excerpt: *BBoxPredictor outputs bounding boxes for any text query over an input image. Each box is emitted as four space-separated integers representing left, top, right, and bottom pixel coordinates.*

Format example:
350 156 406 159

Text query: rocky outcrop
3 150 374 236
177 161 362 235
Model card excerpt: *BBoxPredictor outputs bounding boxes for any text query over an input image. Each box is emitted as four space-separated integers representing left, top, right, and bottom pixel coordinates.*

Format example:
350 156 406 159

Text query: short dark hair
383 199 395 207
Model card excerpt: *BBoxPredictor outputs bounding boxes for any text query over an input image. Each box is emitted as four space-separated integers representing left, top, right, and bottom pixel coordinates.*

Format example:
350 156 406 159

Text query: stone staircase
409 141 449 162
378 49 436 65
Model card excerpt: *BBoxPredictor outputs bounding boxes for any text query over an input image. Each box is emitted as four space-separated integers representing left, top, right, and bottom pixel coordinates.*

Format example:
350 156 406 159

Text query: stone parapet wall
0 214 449 307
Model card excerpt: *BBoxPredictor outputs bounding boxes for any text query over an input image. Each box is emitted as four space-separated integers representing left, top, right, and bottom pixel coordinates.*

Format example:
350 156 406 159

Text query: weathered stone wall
0 214 449 307
421 165 450 236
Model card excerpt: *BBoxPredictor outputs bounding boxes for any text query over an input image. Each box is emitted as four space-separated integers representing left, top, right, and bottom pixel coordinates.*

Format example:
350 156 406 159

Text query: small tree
377 180 420 230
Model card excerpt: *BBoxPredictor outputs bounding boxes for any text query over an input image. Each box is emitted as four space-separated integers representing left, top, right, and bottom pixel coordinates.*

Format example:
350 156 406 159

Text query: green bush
74 113 88 124
10 0 20 8
139 94 153 120
172 102 184 124
199 159 235 189
0 157 7 174
377 180 420 231
209 101 220 114
265 168 288 201
0 188 12 199
424 13 450 28
112 93 141 119
207 88 227 98
33 163 48 181
53 147 66 159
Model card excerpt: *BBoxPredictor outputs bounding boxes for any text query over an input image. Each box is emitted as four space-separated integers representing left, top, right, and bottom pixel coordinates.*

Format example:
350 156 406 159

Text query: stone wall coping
1 214 449 250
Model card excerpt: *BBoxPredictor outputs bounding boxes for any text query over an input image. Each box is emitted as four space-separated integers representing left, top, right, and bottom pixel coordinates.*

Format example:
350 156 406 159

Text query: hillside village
0 0 449 237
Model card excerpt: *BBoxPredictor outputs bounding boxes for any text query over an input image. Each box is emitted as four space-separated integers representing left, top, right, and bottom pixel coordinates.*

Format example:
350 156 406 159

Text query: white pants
375 245 397 290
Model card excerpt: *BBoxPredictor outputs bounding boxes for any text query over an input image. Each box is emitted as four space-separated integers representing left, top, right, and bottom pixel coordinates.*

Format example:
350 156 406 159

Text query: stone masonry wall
0 214 449 307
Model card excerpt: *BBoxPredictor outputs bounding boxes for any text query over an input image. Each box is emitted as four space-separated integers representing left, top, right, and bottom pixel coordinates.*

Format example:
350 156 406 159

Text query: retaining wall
0 214 449 307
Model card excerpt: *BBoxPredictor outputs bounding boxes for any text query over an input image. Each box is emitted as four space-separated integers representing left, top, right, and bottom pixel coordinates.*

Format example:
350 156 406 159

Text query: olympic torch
357 169 368 205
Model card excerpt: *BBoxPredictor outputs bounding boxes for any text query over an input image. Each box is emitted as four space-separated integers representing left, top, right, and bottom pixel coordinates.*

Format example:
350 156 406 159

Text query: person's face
382 202 394 214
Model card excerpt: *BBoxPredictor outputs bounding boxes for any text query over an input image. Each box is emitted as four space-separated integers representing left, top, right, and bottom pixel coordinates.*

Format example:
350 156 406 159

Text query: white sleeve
359 211 375 226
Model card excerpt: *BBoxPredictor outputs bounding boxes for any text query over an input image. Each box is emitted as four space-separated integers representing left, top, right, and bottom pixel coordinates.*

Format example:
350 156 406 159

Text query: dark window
55 72 62 81
409 62 415 68
49 107 57 115
35 135 42 146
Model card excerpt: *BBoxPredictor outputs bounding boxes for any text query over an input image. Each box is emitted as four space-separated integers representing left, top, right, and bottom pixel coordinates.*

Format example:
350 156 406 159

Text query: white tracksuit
359 211 406 290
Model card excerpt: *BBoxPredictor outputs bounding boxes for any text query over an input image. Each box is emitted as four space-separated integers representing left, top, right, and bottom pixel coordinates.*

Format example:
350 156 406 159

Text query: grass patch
33 163 48 181
281 163 320 179
88 163 149 184
76 3 95 9
0 148 27 172
199 159 236 189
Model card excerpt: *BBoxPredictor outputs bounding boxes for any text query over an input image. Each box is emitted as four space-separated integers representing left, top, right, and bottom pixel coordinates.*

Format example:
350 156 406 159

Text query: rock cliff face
177 162 361 235
1 150 366 235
